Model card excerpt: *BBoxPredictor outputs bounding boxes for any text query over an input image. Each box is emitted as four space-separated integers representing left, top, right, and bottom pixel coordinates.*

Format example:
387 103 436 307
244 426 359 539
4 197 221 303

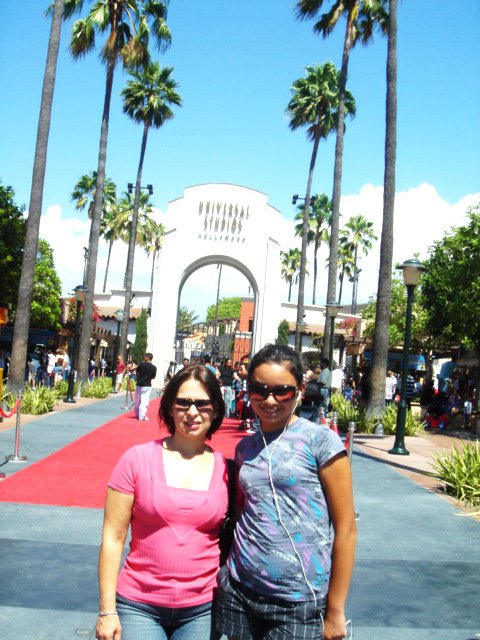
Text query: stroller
425 392 449 429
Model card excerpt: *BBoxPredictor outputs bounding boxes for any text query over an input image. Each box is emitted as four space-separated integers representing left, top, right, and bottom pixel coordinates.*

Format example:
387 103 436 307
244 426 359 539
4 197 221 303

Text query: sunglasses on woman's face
173 397 213 411
248 382 297 402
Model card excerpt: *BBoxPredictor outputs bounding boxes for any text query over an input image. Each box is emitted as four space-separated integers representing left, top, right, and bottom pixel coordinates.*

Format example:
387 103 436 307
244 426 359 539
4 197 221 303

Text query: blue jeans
223 386 235 418
319 388 330 414
116 595 216 640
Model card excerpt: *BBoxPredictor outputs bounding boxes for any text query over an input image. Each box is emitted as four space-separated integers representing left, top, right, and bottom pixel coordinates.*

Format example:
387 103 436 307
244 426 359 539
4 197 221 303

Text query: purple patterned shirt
228 418 346 601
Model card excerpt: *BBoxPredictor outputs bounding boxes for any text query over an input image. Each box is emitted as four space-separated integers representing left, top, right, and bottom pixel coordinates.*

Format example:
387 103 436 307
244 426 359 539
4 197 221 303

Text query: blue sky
1 1 479 317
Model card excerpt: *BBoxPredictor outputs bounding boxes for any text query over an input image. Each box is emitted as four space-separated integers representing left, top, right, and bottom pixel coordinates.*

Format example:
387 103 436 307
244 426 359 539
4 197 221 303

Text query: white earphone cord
258 399 352 639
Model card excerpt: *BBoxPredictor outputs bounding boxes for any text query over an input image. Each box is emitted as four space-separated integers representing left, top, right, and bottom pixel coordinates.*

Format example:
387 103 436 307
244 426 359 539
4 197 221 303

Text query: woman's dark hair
247 344 304 386
160 364 225 439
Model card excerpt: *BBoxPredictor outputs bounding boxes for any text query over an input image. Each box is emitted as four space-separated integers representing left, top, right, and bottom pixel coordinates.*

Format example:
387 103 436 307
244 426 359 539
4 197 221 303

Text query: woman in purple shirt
216 344 356 640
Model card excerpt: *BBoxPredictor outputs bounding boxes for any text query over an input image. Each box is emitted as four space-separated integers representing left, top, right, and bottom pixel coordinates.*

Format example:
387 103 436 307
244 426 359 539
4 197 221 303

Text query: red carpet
0 398 246 509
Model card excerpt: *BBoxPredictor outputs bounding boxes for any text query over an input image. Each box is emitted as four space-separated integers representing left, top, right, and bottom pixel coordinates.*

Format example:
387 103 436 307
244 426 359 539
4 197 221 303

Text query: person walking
133 353 157 422
95 364 228 640
405 371 416 409
216 344 356 640
385 370 398 405
219 358 235 418
115 356 126 393
318 357 332 415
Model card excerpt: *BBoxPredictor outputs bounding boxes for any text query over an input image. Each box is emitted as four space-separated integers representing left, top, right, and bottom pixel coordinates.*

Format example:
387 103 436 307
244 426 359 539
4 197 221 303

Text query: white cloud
300 184 479 308
40 185 479 316
39 205 163 296
341 183 480 302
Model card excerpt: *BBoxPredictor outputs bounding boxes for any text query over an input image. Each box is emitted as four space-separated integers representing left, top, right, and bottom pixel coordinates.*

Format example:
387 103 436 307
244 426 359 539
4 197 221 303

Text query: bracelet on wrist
98 611 118 617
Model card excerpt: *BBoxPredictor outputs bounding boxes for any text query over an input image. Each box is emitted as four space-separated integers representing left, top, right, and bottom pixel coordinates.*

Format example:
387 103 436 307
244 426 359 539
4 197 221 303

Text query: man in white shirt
331 365 345 394
385 371 398 404
318 357 332 415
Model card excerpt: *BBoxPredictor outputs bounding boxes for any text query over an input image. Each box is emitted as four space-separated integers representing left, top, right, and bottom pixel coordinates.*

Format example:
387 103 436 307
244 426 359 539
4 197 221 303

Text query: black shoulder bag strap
219 458 237 565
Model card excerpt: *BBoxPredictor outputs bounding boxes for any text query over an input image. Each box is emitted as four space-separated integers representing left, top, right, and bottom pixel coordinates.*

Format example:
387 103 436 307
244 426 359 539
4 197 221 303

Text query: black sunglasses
174 398 213 410
248 382 298 402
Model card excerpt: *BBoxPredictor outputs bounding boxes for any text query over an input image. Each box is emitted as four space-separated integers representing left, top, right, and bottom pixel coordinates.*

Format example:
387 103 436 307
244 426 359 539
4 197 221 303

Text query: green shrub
431 442 480 508
7 386 58 415
53 379 79 398
329 392 425 435
363 403 426 436
329 393 363 431
81 377 113 399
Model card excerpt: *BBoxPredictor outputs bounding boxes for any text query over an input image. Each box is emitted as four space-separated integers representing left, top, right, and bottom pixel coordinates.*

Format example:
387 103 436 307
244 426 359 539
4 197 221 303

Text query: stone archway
149 184 289 378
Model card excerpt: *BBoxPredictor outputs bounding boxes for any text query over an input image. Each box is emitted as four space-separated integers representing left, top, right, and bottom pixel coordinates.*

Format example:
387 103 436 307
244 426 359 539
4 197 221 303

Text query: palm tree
7 0 65 392
68 0 171 383
71 172 116 219
99 202 130 292
367 0 398 417
287 62 355 351
118 61 181 359
294 193 332 305
281 248 303 302
337 233 354 304
295 0 388 357
177 306 199 333
342 214 377 313
138 217 165 290
72 172 117 287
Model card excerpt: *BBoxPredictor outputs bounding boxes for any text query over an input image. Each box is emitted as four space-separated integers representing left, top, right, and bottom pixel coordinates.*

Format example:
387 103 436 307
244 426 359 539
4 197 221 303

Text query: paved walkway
0 397 479 640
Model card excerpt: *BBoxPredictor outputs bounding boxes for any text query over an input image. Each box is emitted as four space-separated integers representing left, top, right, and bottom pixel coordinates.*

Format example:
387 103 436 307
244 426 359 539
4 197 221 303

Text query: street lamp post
389 258 425 455
325 303 342 369
127 183 153 195
82 248 89 286
112 309 125 392
64 285 88 403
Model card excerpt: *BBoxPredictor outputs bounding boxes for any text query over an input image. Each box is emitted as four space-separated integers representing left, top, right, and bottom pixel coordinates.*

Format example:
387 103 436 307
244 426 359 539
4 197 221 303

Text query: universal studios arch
149 184 290 379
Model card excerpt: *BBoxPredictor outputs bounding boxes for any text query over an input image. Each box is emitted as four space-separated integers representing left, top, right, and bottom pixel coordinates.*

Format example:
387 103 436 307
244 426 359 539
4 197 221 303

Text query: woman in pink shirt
96 364 228 640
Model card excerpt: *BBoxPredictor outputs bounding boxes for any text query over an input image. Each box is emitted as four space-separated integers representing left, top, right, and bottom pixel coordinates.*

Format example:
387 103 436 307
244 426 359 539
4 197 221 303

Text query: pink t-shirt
108 438 228 607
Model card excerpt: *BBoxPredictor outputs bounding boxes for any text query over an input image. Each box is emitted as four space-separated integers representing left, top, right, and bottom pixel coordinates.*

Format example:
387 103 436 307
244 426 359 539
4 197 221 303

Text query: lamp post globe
389 259 425 455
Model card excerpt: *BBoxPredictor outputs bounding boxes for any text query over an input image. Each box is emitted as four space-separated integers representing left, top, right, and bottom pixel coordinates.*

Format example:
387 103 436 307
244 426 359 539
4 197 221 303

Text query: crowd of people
324 359 477 431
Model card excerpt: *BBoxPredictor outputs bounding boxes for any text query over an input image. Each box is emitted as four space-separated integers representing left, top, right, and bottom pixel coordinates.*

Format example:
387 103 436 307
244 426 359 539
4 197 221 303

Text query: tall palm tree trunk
322 13 353 358
295 134 320 352
119 122 149 359
351 245 359 314
366 0 397 417
103 239 114 292
338 269 345 305
7 0 64 392
312 236 319 305
77 55 116 383
150 249 158 291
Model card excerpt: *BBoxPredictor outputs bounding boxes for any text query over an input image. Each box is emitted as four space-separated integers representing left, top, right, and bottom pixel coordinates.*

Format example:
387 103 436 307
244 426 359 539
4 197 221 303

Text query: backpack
304 379 321 403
